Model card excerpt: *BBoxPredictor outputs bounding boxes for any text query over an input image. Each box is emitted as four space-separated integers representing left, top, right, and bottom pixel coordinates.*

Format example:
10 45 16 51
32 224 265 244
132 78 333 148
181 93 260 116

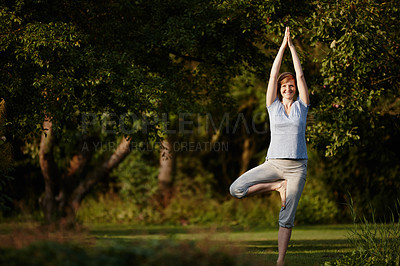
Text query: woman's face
280 79 296 101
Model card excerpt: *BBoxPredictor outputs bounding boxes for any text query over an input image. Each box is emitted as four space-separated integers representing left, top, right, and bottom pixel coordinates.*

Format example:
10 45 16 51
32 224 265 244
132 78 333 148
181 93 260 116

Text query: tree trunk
56 136 96 226
237 99 256 175
39 117 60 224
157 138 174 207
39 117 132 227
239 136 255 175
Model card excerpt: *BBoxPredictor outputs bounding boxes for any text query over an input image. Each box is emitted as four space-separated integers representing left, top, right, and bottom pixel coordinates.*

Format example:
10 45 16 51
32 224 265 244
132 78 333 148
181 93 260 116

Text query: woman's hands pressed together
286 27 294 48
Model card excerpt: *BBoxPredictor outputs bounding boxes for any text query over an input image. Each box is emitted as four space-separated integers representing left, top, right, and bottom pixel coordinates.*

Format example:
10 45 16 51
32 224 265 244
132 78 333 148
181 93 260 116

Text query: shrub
77 189 282 228
296 176 341 225
326 200 400 265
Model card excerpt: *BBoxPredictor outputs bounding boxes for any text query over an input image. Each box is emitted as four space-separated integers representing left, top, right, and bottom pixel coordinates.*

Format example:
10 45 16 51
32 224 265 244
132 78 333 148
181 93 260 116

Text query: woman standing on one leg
229 27 310 266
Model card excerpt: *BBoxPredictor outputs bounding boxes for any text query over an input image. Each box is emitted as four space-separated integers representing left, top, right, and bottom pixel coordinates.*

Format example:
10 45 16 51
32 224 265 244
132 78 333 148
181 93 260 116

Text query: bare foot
276 180 287 208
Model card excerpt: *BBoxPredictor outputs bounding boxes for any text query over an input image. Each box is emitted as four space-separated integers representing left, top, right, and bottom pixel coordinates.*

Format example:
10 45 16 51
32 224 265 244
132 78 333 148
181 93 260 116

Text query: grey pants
229 159 307 228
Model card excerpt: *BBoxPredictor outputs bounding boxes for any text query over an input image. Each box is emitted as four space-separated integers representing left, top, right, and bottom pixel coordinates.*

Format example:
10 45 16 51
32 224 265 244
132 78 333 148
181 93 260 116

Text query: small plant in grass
326 198 400 266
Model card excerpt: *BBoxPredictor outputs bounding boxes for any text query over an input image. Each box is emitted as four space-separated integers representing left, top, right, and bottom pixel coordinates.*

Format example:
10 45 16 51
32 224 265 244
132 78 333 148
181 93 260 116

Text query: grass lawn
89 224 353 265
0 222 353 265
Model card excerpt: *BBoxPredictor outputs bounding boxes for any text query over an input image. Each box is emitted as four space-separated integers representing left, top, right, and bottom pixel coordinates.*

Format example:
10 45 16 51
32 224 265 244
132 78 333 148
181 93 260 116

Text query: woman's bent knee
229 184 246 199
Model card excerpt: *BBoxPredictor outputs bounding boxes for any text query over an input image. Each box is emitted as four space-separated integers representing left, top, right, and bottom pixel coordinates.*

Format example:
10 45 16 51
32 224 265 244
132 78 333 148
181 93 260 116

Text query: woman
229 27 310 266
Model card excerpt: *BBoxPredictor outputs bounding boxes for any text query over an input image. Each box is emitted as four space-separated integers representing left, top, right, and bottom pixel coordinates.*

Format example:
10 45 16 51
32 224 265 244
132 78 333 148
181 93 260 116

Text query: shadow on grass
243 239 351 266
244 239 350 252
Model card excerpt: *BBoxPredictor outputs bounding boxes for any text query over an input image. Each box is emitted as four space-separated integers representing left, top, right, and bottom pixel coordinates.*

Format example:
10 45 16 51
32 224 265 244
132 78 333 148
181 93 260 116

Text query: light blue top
266 97 309 159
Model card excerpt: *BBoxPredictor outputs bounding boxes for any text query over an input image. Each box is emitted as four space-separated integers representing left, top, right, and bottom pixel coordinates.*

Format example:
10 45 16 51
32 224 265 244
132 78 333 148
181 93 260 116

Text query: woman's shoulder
267 97 280 109
295 98 310 109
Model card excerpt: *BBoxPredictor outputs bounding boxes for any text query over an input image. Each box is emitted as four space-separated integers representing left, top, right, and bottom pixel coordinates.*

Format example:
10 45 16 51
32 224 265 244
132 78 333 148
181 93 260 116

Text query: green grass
0 223 352 265
89 224 353 265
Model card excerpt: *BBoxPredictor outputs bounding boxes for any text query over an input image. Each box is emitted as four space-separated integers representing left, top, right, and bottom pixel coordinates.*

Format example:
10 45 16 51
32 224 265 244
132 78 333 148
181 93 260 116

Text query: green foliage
308 0 400 156
79 158 341 228
2 0 400 228
1 0 284 138
164 153 281 227
110 149 159 207
296 178 340 225
81 149 340 227
76 192 143 224
326 201 400 266
85 145 282 227
312 143 400 221
294 149 342 224
79 147 282 227
78 191 281 228
221 196 280 228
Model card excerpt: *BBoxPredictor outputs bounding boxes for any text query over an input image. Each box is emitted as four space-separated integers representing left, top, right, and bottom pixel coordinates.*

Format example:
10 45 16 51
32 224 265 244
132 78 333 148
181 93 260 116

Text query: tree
2 0 292 225
307 0 400 217
6 0 398 225
307 0 400 156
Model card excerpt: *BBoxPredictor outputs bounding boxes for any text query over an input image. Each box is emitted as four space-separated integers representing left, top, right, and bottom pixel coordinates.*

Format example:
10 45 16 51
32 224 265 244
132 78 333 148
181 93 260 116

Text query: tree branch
169 50 205 63
69 137 132 212
56 136 97 214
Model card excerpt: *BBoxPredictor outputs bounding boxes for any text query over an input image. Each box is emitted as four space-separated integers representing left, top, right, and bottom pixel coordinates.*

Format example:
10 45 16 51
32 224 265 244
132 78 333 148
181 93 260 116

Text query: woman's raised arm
287 28 310 105
266 27 289 107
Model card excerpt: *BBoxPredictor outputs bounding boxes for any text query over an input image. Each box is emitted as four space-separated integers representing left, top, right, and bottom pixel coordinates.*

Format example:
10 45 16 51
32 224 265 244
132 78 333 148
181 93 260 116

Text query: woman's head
277 72 297 102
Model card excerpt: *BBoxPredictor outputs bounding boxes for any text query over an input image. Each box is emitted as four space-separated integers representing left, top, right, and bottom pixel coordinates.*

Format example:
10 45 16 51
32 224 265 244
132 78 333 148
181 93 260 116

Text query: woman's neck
282 98 294 115
282 98 293 107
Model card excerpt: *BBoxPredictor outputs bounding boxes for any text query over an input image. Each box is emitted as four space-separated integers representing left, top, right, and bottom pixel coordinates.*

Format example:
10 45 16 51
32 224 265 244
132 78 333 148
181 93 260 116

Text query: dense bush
77 189 281 228
296 180 340 225
77 185 340 228
78 149 341 227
